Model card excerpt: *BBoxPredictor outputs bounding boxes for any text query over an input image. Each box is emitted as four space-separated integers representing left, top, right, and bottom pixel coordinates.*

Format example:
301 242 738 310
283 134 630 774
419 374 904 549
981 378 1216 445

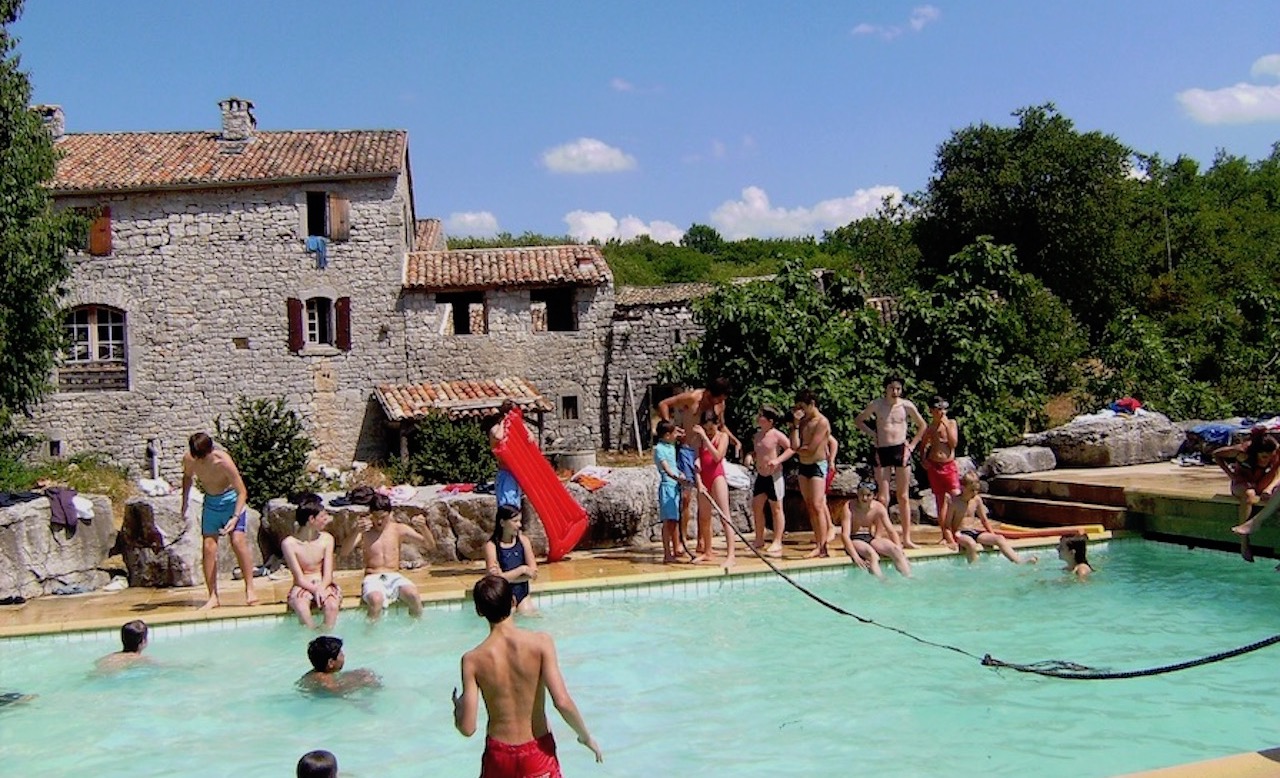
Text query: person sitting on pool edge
338 493 435 620
1058 534 1093 579
96 619 152 672
485 504 539 615
282 496 342 631
945 471 1037 565
296 749 339 777
298 636 382 696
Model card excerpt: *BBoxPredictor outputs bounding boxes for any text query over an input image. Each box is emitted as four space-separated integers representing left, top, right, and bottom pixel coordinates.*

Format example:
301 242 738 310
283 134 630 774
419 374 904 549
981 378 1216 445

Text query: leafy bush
404 413 494 485
214 397 313 510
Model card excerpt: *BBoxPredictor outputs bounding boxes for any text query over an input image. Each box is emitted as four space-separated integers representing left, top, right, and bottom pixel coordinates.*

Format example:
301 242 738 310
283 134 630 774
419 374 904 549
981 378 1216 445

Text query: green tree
405 413 494 485
822 198 922 296
913 104 1136 338
214 398 314 510
680 223 723 255
0 0 86 435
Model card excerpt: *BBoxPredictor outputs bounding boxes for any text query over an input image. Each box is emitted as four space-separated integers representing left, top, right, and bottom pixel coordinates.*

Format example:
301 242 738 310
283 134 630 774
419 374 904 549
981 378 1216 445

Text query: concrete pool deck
3 459 1272 777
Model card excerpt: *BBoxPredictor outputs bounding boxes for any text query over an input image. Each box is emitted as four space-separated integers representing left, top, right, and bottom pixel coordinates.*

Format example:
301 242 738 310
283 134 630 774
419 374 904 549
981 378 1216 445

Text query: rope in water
700 488 1280 680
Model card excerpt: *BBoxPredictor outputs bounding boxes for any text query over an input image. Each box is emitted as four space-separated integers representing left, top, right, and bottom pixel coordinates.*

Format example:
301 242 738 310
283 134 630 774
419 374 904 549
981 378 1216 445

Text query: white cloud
909 5 941 31
1177 83 1280 124
563 210 683 244
852 5 939 40
1251 54 1280 80
610 77 634 92
445 211 499 237
709 185 904 240
541 138 637 174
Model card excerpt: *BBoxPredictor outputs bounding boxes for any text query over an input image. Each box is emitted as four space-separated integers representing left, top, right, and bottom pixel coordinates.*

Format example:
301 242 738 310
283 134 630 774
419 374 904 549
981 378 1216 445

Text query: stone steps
989 476 1127 507
983 494 1128 530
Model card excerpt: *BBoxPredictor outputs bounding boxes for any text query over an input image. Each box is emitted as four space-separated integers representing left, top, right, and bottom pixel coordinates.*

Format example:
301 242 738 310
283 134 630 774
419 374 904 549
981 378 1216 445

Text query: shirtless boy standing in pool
180 432 258 609
338 495 435 620
855 376 927 548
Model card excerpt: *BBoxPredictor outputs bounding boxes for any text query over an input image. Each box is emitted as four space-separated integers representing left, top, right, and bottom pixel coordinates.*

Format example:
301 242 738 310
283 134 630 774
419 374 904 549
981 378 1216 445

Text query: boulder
0 492 115 599
981 446 1057 477
122 493 262 588
1024 411 1184 468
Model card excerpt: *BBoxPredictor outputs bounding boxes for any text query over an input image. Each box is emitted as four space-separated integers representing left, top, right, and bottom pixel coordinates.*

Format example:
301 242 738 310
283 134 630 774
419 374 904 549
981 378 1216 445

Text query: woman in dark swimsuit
484 505 539 614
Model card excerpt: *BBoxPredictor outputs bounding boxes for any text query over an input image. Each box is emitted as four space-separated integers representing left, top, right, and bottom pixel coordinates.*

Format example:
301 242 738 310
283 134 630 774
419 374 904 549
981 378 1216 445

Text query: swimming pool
2 539 1278 777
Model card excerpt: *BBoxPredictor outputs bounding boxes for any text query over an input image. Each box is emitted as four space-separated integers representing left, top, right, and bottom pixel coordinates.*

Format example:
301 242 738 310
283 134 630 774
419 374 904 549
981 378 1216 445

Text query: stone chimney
218 97 256 142
35 104 64 141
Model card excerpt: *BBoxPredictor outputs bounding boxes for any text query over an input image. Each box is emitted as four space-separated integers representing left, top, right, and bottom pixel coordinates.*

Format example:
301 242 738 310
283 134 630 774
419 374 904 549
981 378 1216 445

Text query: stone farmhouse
28 98 621 479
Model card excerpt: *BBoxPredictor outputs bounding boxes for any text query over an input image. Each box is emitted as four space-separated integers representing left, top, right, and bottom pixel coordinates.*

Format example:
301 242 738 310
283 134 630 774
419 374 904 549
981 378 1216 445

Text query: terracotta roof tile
403 245 611 291
51 130 406 193
615 283 715 307
374 377 553 422
414 218 447 251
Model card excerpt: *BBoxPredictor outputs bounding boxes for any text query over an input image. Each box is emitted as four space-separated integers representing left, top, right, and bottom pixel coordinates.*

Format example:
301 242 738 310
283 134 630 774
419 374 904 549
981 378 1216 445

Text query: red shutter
335 296 352 351
329 195 350 242
287 298 304 352
89 207 112 256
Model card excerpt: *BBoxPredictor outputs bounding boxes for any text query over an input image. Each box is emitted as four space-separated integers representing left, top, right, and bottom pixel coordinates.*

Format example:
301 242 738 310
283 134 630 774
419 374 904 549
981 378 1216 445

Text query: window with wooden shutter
89 207 112 256
335 296 352 351
287 297 304 352
329 195 350 242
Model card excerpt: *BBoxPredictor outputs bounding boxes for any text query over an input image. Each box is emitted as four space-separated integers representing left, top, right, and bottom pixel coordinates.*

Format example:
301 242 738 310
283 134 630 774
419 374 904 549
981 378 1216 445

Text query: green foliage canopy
215 398 314 510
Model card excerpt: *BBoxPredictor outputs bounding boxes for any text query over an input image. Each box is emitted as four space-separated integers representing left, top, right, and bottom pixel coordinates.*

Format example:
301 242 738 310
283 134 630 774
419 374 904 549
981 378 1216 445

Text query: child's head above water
307 636 345 673
1058 534 1088 565
121 619 148 653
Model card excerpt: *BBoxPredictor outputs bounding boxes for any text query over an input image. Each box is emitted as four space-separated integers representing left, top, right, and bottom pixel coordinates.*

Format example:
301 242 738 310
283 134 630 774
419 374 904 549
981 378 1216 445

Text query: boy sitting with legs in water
282 497 342 630
839 480 912 578
338 494 435 620
945 472 1036 565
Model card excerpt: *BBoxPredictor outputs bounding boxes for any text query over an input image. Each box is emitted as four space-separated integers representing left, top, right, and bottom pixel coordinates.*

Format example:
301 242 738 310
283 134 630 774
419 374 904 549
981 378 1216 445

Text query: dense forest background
454 105 1280 461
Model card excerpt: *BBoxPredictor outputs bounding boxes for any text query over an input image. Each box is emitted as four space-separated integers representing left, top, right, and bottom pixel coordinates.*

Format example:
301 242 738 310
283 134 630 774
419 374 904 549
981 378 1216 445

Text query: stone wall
603 300 705 449
28 172 414 479
401 285 614 451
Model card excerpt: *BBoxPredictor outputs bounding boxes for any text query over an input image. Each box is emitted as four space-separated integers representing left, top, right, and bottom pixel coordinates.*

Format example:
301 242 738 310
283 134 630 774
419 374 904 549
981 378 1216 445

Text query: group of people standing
654 376 1036 574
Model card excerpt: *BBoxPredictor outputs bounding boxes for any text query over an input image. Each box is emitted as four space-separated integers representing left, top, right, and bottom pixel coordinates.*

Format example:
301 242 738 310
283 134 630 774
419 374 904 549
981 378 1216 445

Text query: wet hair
121 620 147 653
188 432 214 458
699 410 721 426
296 498 325 527
795 388 817 407
759 405 783 425
856 480 877 494
490 504 521 544
655 419 676 439
705 377 732 399
1246 430 1279 464
370 493 393 513
297 749 338 778
1060 534 1088 565
474 573 515 624
307 636 343 673
883 375 905 389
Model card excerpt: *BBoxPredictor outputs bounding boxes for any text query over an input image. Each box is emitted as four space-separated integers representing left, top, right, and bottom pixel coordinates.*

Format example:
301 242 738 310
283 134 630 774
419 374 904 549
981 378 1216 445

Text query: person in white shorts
338 494 436 619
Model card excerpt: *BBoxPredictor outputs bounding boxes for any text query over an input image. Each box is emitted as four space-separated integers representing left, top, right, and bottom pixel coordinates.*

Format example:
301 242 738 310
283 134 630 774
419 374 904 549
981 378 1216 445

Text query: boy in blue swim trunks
180 432 259 609
654 420 691 562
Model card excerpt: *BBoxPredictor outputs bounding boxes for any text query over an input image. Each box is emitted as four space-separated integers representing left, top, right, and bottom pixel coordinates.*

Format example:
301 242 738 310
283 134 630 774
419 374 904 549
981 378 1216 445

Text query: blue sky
16 1 1280 242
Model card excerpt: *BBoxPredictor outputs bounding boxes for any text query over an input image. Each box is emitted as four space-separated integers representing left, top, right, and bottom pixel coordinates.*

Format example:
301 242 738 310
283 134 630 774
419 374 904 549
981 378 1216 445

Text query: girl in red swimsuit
690 411 735 568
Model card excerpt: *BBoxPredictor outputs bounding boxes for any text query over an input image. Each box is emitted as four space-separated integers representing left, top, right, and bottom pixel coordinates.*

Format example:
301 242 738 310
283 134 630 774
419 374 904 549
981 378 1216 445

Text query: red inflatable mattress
493 407 589 562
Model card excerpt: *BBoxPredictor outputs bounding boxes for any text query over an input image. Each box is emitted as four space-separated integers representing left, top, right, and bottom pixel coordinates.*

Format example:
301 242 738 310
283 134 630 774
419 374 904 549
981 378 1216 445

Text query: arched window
60 305 128 391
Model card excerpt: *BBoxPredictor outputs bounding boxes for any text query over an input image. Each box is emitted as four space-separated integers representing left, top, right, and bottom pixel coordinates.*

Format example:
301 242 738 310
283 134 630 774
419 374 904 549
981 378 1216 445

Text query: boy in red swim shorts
454 575 603 777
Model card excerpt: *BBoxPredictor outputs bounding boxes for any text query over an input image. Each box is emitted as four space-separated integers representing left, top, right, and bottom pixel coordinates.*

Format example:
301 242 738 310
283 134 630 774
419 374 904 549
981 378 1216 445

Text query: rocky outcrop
1024 411 1184 467
981 446 1057 476
0 493 115 599
122 493 262 587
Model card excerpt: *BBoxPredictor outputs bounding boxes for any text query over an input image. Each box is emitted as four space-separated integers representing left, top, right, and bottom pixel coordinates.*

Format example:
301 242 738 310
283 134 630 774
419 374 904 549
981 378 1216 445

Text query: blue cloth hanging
305 235 329 269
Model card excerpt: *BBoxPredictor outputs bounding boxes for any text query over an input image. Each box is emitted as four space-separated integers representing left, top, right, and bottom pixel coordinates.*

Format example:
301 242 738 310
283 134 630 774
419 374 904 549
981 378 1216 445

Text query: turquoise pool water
2 540 1279 777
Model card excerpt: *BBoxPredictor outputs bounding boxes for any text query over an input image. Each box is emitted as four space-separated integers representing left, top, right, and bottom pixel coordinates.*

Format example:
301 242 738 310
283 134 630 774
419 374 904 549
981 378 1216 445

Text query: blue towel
1189 423 1244 446
305 235 328 269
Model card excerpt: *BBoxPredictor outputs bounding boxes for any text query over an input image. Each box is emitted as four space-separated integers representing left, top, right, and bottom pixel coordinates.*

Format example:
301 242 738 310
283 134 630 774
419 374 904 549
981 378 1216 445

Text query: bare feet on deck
764 545 784 558
805 546 829 559
721 558 736 569
198 596 219 611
